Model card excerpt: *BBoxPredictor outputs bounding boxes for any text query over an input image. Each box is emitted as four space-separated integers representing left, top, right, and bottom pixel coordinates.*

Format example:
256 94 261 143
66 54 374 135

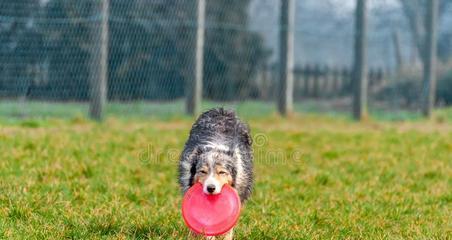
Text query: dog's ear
242 130 252 147
227 147 240 187
236 123 252 147
187 147 202 186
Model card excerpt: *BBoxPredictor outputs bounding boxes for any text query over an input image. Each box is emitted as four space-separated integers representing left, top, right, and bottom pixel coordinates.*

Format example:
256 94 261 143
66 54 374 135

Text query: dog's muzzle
203 175 222 195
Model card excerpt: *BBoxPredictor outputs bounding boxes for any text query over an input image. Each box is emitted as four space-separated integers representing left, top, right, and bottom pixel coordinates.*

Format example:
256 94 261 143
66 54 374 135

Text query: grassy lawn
3 99 452 122
0 112 451 239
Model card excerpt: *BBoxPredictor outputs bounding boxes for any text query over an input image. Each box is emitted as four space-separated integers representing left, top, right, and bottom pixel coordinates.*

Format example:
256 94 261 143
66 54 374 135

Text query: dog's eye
218 171 227 175
199 170 208 174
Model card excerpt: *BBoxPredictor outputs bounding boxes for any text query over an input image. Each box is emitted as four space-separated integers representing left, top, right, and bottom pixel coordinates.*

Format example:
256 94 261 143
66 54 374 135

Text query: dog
179 108 253 240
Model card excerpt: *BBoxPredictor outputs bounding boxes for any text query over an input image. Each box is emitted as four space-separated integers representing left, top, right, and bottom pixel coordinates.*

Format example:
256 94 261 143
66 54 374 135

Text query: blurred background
0 0 451 120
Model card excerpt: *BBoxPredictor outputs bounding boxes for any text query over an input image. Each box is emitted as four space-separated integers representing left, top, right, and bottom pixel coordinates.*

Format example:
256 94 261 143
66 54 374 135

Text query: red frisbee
182 183 241 236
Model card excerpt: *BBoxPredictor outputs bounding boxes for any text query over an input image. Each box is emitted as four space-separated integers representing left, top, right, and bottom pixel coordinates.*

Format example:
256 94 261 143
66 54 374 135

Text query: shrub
376 69 452 107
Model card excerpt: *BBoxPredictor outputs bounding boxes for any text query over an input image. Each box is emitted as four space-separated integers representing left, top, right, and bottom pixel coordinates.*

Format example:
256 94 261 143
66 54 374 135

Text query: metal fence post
392 30 403 72
89 0 109 121
278 0 295 116
186 0 205 116
352 0 368 120
422 0 438 118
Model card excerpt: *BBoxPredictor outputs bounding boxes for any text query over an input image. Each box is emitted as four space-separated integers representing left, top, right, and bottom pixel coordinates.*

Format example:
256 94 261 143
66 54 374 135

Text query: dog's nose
206 184 216 193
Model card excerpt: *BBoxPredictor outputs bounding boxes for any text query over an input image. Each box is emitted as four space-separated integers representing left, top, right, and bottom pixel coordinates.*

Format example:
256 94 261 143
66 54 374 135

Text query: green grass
3 100 451 122
1 113 451 239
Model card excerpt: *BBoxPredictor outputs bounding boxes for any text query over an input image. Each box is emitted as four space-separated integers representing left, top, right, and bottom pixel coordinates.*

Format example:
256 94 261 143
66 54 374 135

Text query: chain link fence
1 0 451 120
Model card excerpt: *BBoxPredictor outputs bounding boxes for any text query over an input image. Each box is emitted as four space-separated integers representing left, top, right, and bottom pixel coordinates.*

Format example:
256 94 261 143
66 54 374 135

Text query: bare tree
399 0 449 63
399 0 440 117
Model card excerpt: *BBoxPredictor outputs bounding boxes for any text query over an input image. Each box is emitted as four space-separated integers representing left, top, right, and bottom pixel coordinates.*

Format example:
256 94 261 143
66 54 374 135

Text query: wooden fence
255 64 386 100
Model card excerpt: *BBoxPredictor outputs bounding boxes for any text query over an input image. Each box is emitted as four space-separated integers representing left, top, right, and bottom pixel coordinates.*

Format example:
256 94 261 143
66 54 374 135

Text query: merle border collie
179 108 253 239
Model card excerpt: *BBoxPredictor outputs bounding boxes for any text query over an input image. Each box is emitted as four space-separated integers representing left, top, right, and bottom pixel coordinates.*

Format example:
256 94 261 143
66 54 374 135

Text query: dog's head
193 148 236 195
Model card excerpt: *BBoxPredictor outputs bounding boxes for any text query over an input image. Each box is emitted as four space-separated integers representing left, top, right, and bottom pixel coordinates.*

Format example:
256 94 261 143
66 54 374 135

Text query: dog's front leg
188 231 213 240
223 228 233 240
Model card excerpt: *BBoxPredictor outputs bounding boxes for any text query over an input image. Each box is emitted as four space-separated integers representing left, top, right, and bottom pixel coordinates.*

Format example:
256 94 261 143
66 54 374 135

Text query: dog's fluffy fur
179 108 253 202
